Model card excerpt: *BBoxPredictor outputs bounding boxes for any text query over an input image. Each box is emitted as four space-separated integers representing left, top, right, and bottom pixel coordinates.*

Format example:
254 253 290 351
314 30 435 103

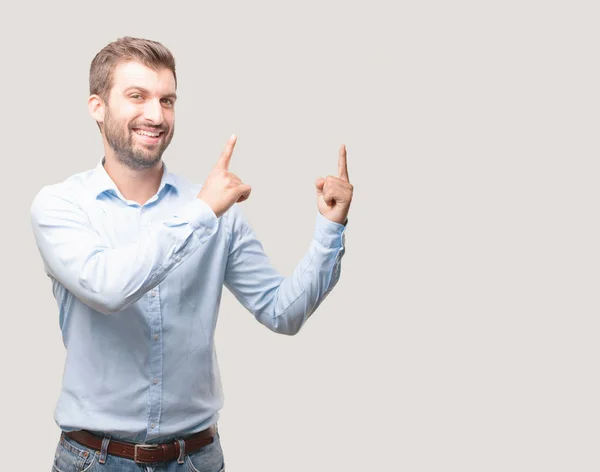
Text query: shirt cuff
313 212 346 249
167 198 219 236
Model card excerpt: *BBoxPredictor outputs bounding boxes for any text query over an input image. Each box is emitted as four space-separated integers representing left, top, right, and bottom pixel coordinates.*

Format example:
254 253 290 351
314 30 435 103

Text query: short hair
89 36 177 101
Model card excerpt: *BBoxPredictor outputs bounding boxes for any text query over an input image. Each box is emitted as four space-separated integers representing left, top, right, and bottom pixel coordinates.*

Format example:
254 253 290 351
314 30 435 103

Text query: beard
103 106 174 170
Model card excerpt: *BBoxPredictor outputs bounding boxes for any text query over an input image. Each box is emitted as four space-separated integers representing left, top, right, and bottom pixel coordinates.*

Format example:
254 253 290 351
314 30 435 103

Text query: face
99 61 177 170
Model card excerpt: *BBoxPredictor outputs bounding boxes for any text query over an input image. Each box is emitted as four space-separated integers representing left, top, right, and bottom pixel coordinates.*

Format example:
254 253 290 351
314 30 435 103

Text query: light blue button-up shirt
30 159 346 443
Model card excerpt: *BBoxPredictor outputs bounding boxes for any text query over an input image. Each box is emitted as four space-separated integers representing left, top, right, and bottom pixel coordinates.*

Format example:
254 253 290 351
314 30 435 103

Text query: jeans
51 429 225 472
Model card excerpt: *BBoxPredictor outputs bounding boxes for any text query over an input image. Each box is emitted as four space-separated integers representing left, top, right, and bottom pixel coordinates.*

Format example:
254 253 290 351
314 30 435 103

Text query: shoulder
30 169 94 217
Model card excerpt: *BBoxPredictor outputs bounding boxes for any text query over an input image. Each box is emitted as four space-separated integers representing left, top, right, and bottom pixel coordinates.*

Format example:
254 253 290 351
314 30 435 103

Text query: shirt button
150 423 155 429
151 290 157 297
175 255 181 262
153 378 159 384
206 228 212 235
154 335 159 341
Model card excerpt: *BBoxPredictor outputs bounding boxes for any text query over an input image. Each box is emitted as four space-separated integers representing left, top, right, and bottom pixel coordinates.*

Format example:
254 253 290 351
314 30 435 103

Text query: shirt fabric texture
30 158 346 444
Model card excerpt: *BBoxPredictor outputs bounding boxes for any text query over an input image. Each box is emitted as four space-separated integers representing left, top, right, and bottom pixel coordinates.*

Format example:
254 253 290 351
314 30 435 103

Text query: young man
31 36 352 472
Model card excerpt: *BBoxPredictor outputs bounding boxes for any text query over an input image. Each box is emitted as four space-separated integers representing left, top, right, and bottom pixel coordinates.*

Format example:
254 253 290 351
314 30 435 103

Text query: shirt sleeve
30 186 218 315
223 207 347 335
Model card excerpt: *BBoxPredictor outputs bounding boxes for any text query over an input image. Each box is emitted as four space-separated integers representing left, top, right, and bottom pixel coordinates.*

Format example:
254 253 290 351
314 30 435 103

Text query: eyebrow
123 86 177 101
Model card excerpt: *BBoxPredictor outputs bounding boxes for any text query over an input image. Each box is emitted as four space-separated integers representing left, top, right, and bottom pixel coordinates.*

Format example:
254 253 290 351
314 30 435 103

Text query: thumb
315 177 325 196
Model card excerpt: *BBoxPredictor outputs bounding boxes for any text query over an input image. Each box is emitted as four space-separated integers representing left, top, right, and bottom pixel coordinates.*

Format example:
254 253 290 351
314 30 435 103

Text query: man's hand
315 144 353 225
198 135 251 218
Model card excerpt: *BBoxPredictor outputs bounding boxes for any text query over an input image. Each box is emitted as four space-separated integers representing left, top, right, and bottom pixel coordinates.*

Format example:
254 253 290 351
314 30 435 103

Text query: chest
85 196 190 246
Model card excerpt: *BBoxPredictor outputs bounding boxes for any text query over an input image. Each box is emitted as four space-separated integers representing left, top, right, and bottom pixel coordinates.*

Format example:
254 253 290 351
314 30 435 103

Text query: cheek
106 111 133 131
118 104 143 125
165 117 175 134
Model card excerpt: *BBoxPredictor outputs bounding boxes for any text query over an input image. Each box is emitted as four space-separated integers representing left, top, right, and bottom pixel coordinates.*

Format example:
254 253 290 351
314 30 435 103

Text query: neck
103 154 164 206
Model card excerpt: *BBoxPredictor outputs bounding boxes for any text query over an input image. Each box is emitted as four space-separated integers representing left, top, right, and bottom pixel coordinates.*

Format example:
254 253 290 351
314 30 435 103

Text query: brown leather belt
64 425 215 464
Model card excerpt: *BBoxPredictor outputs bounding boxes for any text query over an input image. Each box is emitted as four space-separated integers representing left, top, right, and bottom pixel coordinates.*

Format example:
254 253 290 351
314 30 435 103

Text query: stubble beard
103 106 175 171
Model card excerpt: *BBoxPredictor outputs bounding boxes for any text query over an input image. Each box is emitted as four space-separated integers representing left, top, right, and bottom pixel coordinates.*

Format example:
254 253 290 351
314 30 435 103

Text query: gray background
2 0 599 470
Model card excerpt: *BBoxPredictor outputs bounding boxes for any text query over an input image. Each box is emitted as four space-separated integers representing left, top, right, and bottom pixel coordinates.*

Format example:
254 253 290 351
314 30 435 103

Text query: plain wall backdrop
2 1 599 470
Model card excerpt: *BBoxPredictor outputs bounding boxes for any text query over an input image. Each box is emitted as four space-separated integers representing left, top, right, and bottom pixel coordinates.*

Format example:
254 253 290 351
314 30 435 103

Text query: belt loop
176 438 185 464
99 435 112 464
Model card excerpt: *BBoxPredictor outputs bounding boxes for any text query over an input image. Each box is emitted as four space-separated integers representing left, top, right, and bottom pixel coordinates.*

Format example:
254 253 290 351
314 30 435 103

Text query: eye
130 93 143 101
161 98 174 107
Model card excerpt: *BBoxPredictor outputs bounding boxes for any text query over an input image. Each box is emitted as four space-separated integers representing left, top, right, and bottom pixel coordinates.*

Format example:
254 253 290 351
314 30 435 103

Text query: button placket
139 206 151 228
147 283 163 438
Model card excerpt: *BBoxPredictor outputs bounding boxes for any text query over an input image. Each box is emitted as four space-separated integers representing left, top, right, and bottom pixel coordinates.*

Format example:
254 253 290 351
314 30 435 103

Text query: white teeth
134 129 160 137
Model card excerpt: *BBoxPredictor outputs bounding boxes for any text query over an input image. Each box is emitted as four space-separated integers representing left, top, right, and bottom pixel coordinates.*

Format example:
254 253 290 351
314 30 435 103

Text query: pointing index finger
216 134 237 170
338 144 349 182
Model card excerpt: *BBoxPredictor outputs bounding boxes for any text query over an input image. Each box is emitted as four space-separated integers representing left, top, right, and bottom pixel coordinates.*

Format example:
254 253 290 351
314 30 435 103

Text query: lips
132 127 165 144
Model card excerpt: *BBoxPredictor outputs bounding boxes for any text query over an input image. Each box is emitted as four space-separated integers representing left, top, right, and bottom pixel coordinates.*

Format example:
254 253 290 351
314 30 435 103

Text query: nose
143 99 164 125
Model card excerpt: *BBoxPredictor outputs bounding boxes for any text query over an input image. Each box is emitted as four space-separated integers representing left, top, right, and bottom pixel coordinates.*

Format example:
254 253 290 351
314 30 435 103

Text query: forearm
68 215 215 314
31 191 218 314
257 231 345 335
225 211 346 335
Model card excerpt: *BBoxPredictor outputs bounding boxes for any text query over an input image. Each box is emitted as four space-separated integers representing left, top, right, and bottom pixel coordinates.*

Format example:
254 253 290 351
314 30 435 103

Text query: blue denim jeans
51 429 225 472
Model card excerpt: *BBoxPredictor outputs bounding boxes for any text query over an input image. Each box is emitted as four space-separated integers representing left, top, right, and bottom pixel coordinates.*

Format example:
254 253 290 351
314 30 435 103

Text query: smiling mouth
132 128 164 138
131 128 165 145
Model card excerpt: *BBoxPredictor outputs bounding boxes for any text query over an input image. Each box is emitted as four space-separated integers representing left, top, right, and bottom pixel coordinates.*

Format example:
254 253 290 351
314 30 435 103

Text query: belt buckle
134 443 160 463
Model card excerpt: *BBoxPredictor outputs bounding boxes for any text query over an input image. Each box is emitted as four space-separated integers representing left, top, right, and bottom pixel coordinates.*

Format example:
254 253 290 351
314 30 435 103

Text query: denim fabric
52 430 225 472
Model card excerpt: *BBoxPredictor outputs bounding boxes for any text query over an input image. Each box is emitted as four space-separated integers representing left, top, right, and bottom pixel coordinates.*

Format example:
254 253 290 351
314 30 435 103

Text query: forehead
111 60 176 94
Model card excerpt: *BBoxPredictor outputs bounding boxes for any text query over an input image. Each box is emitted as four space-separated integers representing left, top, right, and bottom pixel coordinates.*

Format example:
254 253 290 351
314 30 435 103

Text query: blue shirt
30 158 346 443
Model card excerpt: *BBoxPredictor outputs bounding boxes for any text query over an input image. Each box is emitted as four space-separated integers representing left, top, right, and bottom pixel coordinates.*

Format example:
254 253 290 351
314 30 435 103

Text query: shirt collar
89 157 179 200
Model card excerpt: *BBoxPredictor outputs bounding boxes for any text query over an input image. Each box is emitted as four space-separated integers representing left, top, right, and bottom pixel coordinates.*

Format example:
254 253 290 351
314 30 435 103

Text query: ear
88 94 105 125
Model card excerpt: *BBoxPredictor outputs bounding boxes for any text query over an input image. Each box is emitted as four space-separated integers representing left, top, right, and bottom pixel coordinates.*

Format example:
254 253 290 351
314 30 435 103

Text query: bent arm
224 207 346 335
30 187 218 314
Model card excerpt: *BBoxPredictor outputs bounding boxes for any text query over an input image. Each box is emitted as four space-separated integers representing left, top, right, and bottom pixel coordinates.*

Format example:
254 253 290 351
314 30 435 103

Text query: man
31 37 352 472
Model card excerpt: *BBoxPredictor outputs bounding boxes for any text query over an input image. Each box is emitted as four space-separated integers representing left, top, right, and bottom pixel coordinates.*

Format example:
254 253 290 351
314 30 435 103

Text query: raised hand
315 144 353 225
198 134 251 218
